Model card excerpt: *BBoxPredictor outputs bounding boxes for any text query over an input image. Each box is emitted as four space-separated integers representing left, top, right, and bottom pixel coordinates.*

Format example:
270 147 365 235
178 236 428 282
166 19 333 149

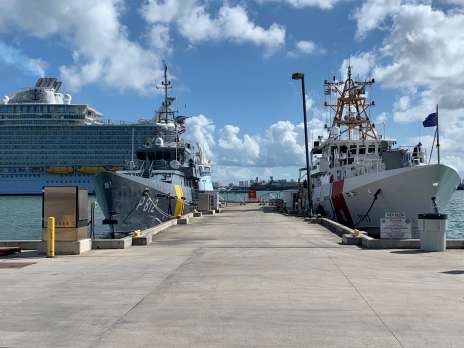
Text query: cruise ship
0 78 160 195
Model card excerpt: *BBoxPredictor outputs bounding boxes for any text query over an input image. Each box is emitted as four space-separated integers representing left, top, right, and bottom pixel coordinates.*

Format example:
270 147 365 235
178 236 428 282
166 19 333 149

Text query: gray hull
94 172 193 235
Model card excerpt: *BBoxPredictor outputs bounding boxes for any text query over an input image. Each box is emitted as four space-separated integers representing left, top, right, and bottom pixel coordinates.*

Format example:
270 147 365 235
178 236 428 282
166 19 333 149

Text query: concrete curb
310 217 361 238
134 212 195 246
0 239 92 255
201 210 216 215
0 240 43 250
360 236 420 249
313 217 464 250
92 236 132 249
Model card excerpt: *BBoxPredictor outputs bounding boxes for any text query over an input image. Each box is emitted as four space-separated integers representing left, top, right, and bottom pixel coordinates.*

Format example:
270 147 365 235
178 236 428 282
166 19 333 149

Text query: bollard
47 217 55 258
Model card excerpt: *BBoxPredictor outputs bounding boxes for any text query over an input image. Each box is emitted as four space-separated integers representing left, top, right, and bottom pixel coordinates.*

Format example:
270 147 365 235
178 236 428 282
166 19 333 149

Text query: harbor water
0 196 110 240
0 191 462 240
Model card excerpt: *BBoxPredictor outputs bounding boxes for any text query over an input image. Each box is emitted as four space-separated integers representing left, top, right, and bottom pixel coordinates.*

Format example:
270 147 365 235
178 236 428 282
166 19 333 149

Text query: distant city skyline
0 0 463 181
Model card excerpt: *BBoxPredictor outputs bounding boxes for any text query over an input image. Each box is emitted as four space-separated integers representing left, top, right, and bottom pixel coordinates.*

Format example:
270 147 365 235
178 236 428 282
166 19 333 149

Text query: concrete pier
1 204 464 347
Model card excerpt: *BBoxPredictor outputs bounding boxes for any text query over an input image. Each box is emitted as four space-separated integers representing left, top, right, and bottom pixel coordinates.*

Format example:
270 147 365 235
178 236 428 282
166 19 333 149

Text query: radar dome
154 137 164 146
63 94 72 105
2 96 9 104
170 160 181 170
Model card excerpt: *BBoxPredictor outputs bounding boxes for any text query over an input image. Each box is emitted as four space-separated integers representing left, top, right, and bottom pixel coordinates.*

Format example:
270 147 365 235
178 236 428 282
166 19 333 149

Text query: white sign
380 212 412 239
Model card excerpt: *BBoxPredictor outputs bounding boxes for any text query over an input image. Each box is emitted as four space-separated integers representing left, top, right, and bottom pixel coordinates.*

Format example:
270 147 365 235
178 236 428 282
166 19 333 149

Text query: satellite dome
170 160 181 170
63 94 72 105
154 137 164 146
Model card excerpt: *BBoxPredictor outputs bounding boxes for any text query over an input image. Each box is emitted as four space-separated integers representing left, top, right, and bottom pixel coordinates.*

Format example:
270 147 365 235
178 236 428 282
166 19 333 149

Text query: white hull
312 164 460 236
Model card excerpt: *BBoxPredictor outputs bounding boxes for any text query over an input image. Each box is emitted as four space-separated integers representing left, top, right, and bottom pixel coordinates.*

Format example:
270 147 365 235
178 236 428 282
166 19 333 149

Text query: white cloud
352 1 464 175
288 40 324 57
353 0 402 39
218 125 261 165
305 94 314 112
441 0 464 6
296 41 316 54
142 0 286 53
0 41 45 77
442 154 464 176
0 0 287 91
0 0 164 93
183 114 327 169
393 95 410 112
255 0 341 10
260 121 306 166
147 24 172 53
376 112 387 124
340 52 376 80
184 114 216 160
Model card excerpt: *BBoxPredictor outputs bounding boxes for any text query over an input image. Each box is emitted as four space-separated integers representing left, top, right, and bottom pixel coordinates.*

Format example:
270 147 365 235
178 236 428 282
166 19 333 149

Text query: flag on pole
422 112 437 127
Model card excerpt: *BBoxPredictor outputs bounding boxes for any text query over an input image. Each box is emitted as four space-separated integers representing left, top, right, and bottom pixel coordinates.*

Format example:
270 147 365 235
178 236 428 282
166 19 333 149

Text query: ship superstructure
94 65 202 234
310 67 460 236
0 78 159 194
196 144 214 192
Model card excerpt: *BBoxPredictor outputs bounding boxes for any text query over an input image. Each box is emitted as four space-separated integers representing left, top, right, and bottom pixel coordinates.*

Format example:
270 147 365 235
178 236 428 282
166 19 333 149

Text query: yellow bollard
47 217 55 258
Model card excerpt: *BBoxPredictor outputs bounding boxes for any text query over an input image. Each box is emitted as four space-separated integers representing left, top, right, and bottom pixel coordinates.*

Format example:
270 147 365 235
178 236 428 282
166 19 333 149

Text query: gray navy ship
94 65 202 235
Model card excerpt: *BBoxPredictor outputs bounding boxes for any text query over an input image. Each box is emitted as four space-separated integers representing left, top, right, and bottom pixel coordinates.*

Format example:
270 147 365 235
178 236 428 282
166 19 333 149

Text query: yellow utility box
42 187 89 242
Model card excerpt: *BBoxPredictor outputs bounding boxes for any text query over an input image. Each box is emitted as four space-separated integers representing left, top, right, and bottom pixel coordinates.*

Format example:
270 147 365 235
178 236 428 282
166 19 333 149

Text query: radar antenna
155 62 175 123
323 65 377 140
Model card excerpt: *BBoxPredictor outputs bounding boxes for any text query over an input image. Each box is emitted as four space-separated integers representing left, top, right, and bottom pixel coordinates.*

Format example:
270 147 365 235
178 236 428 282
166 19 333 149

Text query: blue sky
0 0 463 182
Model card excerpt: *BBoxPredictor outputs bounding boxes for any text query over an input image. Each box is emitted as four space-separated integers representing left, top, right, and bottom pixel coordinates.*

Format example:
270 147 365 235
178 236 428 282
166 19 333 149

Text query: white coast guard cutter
310 67 460 236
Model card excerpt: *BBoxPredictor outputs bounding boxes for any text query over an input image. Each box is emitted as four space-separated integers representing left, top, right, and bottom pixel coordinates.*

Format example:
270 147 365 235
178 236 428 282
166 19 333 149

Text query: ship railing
122 160 146 176
147 161 155 174
396 146 427 165
150 160 171 170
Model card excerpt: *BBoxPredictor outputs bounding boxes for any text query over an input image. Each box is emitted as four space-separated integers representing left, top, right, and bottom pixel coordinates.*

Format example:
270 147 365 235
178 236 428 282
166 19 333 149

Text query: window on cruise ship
163 152 171 161
349 145 357 156
368 145 376 154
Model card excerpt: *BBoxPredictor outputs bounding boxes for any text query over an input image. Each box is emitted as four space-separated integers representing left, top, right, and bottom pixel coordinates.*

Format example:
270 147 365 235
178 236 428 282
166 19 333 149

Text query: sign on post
380 212 412 239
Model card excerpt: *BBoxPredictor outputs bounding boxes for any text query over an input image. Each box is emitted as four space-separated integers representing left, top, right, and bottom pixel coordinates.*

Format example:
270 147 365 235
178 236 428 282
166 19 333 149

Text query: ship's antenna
156 61 172 123
323 63 376 141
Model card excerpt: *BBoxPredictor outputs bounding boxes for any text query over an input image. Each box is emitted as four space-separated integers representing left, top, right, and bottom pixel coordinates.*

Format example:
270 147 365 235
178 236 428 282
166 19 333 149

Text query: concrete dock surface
1 204 464 348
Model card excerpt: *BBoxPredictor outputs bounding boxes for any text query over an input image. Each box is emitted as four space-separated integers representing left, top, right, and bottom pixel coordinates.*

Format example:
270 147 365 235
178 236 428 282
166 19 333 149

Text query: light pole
292 72 312 216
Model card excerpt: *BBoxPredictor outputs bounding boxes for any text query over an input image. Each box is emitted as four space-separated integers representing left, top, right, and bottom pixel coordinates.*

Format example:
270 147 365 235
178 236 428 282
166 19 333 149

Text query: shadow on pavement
390 250 427 254
441 270 464 275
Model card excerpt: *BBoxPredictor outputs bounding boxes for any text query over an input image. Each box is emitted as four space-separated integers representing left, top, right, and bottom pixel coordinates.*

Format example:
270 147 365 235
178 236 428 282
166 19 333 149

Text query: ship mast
156 63 174 124
324 66 377 141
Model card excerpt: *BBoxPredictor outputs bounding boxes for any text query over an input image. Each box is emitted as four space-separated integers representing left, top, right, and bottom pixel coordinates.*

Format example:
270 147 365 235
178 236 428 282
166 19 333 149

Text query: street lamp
292 72 312 216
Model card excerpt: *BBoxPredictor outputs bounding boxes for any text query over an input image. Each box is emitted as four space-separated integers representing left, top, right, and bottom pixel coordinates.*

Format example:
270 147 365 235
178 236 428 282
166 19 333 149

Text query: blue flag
423 112 437 127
